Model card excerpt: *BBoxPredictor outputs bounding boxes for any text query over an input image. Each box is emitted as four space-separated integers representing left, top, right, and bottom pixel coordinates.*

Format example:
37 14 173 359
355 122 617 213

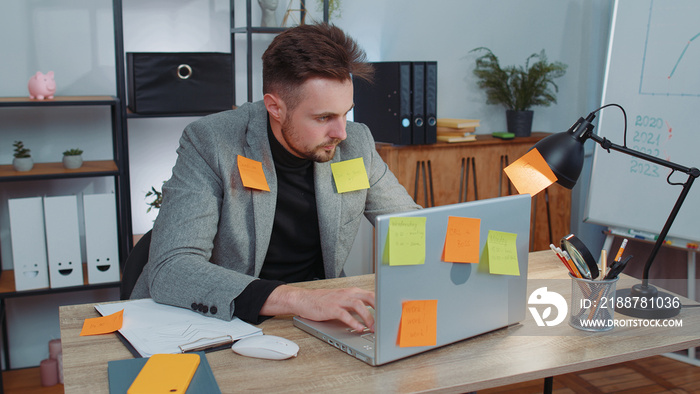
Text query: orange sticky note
443 216 481 263
398 300 437 348
237 155 270 191
80 309 124 336
503 148 557 196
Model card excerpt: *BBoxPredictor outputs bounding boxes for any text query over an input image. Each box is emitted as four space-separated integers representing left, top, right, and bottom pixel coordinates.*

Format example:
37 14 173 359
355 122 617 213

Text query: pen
604 255 632 280
613 238 628 263
550 244 578 277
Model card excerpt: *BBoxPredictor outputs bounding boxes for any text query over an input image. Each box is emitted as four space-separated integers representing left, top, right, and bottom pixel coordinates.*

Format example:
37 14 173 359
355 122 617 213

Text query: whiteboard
586 0 700 243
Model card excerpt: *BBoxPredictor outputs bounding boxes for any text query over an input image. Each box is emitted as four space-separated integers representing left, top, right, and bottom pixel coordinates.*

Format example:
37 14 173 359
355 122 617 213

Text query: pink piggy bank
28 71 56 100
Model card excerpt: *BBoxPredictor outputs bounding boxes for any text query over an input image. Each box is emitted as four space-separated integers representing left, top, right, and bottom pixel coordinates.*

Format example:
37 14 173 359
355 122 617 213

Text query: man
131 23 420 332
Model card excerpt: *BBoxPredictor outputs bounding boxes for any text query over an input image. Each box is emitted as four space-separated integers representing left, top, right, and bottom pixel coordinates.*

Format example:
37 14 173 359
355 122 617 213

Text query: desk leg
543 376 553 394
689 250 697 361
0 298 7 370
0 298 5 394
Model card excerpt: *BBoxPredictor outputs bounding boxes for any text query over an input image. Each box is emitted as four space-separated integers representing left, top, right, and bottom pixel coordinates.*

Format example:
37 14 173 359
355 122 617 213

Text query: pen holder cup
569 274 619 332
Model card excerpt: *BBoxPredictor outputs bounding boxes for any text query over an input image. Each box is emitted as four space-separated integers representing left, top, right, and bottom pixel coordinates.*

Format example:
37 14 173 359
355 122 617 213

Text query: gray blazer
131 101 420 320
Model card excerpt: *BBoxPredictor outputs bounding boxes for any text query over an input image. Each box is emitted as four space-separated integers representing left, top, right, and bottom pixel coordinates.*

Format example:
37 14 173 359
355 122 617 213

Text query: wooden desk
59 252 700 393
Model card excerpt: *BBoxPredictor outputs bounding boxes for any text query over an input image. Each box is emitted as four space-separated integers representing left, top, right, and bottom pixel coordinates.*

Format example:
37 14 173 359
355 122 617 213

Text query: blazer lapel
244 104 277 275
315 151 343 278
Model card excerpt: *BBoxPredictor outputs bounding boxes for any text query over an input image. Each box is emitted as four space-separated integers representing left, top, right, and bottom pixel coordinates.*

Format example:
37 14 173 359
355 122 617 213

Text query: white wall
0 0 612 368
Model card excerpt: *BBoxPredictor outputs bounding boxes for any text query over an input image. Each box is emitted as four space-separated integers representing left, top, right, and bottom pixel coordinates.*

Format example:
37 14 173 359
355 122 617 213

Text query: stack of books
436 118 480 142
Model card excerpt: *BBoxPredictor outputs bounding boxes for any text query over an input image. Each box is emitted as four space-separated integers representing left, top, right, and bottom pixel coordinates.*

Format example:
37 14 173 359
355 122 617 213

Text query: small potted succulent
62 148 84 169
470 47 567 137
12 141 33 172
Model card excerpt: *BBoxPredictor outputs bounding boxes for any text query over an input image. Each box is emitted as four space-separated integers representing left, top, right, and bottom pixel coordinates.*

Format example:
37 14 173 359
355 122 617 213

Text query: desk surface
59 251 700 393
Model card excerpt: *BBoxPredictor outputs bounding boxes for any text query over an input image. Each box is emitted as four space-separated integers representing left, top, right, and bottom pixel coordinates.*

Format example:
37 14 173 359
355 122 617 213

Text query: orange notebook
128 353 200 394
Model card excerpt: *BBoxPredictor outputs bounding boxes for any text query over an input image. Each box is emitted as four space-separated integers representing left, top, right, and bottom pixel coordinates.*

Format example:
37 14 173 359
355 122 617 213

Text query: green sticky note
386 217 426 266
331 157 370 193
485 230 520 275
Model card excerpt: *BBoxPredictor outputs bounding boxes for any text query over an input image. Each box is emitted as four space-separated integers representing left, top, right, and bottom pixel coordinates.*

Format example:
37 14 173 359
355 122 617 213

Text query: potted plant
12 141 33 172
62 148 84 169
470 47 567 137
145 184 163 213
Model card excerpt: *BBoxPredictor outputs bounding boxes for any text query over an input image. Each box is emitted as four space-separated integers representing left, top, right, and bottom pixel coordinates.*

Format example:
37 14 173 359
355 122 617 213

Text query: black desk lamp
531 104 699 319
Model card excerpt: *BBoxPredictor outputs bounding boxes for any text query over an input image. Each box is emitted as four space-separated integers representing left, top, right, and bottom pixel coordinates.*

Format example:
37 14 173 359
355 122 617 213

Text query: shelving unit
0 97 130 377
0 2 131 390
230 0 329 104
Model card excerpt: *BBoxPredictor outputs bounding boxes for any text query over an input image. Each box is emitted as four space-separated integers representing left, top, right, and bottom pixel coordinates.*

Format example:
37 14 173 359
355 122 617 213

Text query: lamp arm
586 132 700 285
587 133 696 175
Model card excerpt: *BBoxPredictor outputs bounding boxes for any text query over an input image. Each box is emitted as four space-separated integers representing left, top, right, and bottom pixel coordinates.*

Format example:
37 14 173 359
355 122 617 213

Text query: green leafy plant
316 0 341 20
63 148 83 156
145 184 163 213
470 47 567 111
13 141 31 158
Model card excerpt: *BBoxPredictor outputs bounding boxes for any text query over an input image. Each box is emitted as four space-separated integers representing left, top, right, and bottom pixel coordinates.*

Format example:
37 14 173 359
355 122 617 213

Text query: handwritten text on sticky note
331 157 370 193
503 148 557 196
398 300 437 347
443 217 481 263
485 230 520 276
386 217 426 266
237 155 270 191
80 309 124 336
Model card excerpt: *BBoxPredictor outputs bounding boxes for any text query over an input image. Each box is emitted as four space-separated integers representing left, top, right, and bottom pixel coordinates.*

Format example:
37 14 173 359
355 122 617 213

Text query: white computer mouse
231 334 299 360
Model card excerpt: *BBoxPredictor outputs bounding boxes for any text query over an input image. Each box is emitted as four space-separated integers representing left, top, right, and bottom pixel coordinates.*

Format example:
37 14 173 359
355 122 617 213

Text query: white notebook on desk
96 299 262 357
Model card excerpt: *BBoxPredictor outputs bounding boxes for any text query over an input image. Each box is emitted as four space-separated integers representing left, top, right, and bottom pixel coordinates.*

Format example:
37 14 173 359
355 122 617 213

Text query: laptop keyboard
347 327 376 343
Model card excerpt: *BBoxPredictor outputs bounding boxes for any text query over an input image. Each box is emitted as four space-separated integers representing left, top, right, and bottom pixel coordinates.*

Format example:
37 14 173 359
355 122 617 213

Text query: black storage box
127 52 234 115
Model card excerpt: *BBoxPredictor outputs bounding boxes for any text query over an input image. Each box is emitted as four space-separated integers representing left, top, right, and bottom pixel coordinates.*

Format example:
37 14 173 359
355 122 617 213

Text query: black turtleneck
233 120 325 324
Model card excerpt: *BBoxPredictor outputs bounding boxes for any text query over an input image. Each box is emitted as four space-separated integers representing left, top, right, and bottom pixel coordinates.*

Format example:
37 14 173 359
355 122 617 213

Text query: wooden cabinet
376 132 571 251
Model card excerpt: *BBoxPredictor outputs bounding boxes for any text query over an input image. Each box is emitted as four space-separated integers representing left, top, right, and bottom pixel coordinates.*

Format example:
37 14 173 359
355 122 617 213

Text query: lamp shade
530 130 585 189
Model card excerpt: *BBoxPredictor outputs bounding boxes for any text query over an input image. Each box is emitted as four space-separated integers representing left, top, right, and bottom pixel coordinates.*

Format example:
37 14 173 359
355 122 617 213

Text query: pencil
600 249 607 281
614 238 628 263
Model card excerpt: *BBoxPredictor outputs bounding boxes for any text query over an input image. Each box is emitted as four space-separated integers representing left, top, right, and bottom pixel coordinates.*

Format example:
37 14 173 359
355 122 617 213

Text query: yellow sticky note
237 155 270 191
330 157 370 193
398 300 438 347
503 148 557 196
485 230 520 276
80 309 124 336
387 217 426 266
442 217 481 263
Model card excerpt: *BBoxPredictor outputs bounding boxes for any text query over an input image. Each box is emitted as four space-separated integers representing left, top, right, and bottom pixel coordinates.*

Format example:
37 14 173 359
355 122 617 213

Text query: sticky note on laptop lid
442 216 481 263
483 230 520 276
384 217 426 266
397 300 437 348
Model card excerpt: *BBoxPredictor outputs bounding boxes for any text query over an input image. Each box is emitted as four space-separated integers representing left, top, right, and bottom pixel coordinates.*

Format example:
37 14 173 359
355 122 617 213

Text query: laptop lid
293 194 531 366
373 194 531 365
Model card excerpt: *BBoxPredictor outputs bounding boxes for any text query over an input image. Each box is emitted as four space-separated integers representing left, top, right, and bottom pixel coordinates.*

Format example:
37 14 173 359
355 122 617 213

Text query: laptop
293 194 531 366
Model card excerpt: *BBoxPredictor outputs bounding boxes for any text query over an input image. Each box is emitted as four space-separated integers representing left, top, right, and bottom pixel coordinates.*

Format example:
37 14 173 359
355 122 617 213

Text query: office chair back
120 230 152 300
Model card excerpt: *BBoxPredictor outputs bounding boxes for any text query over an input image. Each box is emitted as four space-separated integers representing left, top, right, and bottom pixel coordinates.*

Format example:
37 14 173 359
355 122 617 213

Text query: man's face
277 77 354 163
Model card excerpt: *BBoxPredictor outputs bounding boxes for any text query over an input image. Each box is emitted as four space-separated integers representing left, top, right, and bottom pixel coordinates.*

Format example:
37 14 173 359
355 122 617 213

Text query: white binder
83 193 120 284
8 197 50 291
43 195 84 288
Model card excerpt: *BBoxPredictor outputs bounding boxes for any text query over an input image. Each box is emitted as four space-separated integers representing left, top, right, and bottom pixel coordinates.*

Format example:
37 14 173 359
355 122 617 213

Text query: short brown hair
262 23 374 109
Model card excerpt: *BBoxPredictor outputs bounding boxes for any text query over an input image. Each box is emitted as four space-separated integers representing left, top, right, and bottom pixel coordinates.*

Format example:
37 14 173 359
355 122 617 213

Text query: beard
280 115 342 163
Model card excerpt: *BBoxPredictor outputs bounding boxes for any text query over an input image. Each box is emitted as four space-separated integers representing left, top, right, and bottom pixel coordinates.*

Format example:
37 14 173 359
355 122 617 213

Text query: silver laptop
294 194 531 366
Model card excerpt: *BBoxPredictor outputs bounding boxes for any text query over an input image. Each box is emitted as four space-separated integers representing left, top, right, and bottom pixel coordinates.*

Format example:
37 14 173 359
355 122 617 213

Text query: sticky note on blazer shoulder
237 155 270 191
